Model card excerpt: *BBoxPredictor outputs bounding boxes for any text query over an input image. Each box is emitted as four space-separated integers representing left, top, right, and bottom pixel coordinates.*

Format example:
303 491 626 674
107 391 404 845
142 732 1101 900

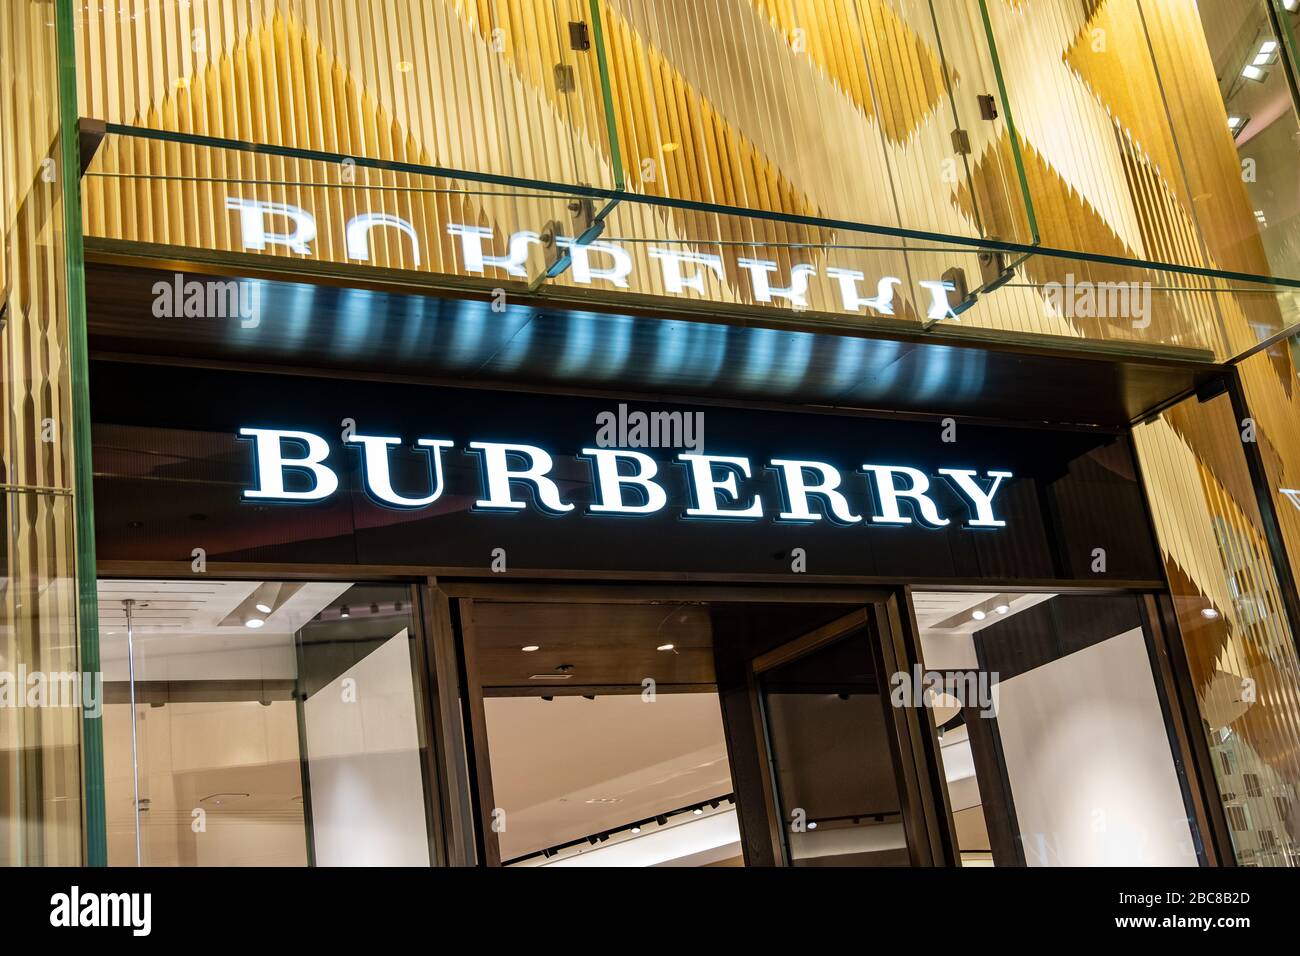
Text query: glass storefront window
914 590 1202 866
99 580 434 866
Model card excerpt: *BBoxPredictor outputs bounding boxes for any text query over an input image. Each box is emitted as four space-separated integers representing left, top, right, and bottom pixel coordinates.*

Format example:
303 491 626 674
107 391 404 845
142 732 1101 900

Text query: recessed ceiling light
1228 115 1246 130
244 617 265 629
971 609 987 621
657 643 675 651
255 603 272 614
692 807 703 815
1242 64 1266 82
522 644 540 652
340 605 350 618
994 604 1010 615
1201 607 1220 619
631 826 641 834
808 821 818 830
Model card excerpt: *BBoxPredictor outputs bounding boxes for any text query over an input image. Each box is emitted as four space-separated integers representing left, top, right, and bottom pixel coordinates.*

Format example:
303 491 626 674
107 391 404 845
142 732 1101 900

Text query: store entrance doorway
446 584 945 867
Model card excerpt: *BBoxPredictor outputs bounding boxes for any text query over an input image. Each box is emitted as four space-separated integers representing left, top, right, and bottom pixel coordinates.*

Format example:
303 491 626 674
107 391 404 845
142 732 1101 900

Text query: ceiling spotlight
243 617 265 629
656 815 668 826
709 799 720 809
631 826 641 834
1201 607 1220 620
692 807 703 816
808 821 818 830
522 644 540 652
994 604 1010 615
340 605 350 618
971 609 987 621
657 643 675 652
254 603 272 614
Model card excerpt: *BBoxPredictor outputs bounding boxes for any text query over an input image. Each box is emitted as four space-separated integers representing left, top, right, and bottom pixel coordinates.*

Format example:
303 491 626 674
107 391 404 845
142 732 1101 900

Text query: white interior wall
304 629 431 866
996 627 1198 866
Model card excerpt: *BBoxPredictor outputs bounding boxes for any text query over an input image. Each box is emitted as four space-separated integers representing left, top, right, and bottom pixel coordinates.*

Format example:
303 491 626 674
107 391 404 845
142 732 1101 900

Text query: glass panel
1134 376 1300 867
99 579 434 866
0 0 84 866
915 591 1201 866
73 0 1300 298
759 626 910 866
75 0 618 191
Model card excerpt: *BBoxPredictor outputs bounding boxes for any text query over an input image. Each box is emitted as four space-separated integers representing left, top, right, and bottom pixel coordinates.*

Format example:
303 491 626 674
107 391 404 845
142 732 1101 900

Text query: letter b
239 428 339 501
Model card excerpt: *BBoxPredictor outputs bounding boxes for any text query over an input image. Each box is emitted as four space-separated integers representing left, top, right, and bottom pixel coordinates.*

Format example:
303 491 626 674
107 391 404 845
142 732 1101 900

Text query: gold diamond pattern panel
747 0 957 144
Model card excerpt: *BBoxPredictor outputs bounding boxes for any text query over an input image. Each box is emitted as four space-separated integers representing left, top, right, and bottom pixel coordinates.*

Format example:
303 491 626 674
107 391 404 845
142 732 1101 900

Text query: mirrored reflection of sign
223 198 962 322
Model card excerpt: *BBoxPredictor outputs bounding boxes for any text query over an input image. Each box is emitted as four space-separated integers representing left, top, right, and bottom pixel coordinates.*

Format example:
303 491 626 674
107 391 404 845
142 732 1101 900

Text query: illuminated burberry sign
224 198 962 320
238 428 1012 529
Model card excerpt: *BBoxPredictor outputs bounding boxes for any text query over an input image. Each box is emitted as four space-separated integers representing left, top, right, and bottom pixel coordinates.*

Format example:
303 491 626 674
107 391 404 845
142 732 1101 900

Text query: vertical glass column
0 0 93 865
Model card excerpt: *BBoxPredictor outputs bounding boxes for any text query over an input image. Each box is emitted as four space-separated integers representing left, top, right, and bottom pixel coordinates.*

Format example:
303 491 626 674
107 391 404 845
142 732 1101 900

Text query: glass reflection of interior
1201 1 1300 280
100 580 432 867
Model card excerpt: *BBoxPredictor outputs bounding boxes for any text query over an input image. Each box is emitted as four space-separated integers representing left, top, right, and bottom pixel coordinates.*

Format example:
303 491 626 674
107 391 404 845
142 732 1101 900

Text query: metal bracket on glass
528 194 619 293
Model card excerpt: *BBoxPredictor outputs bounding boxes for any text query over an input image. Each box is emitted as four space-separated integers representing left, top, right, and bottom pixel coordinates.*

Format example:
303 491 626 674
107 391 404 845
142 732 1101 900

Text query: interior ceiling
484 692 733 863
84 262 1212 427
912 590 1055 635
98 579 347 635
96 579 350 671
473 601 717 692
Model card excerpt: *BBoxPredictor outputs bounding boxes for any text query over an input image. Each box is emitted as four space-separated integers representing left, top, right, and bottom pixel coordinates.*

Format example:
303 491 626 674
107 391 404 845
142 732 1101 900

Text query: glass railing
74 1 1037 261
82 125 1300 362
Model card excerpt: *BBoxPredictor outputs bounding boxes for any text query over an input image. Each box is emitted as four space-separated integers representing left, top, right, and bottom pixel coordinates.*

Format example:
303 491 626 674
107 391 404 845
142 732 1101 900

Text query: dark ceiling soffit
83 260 1219 429
84 238 1215 368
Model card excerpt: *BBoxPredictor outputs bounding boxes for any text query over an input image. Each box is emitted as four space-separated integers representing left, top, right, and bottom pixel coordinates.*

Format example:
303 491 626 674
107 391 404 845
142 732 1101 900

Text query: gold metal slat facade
1 0 1298 867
